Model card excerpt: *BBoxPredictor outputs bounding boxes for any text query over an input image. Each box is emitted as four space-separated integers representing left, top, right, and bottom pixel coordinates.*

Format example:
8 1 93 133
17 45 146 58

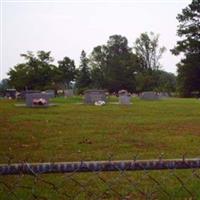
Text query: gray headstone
44 90 55 98
25 93 49 107
140 91 159 100
159 92 169 99
19 90 40 99
84 90 107 104
6 89 16 99
118 90 131 105
64 89 74 97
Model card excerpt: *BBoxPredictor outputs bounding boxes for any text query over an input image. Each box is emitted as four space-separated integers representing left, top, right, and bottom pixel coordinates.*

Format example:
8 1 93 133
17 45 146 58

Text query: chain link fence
1 157 200 199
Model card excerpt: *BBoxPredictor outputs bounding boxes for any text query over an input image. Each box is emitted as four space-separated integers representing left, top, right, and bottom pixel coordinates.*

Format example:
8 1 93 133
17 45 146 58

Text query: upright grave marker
140 91 159 100
44 90 55 98
18 90 40 99
6 89 16 99
159 92 169 99
25 93 49 107
84 90 107 104
118 90 131 105
64 89 74 97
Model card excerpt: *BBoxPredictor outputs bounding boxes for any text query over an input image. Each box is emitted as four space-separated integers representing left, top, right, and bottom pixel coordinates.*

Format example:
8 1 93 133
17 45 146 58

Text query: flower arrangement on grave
32 98 47 105
94 100 105 106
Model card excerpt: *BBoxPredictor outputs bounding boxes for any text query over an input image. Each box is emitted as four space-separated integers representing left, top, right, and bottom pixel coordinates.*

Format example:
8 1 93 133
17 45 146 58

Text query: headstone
159 92 169 99
140 91 159 100
84 90 107 104
57 90 64 96
18 90 40 99
6 89 16 99
44 90 55 98
118 90 131 105
64 89 74 97
25 93 49 107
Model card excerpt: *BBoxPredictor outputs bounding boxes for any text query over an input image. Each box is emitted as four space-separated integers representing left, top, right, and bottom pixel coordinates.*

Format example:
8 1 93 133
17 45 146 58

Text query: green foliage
177 55 200 97
90 35 139 92
134 32 166 70
8 51 56 90
0 79 10 95
8 33 176 94
171 0 200 97
8 51 77 91
75 50 92 93
135 70 176 93
155 70 176 93
57 57 76 88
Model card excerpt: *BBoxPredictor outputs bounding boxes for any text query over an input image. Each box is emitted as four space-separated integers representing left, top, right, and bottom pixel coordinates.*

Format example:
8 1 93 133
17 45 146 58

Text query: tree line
1 0 199 97
2 32 176 95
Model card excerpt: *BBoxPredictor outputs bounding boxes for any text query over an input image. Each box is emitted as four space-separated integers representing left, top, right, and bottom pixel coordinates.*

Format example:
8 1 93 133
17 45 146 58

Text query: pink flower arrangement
32 98 47 105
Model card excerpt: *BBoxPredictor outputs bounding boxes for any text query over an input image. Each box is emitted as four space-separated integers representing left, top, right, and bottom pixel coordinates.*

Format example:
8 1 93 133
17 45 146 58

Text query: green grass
1 96 200 199
1 96 200 162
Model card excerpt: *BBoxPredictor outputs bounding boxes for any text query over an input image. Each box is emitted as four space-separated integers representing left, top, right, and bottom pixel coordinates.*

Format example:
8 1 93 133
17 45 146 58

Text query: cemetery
1 95 200 163
1 94 200 198
1 0 199 197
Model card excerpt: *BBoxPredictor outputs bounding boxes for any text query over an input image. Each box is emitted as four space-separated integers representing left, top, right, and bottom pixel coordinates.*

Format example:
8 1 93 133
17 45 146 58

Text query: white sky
0 0 191 80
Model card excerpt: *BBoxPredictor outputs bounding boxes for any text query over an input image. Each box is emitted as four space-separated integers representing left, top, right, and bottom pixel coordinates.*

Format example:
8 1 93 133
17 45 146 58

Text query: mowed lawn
1 97 200 200
1 96 200 163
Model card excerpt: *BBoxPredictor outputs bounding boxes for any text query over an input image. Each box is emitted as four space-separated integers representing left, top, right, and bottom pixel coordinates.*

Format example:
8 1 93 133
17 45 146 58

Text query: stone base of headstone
15 103 58 108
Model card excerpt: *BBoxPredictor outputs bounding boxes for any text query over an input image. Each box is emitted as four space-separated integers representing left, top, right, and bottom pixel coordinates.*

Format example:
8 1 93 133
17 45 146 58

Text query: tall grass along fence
1 157 200 199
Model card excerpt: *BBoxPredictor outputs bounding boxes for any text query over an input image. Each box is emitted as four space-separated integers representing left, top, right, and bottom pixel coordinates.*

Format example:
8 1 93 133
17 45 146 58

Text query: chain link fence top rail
1 157 200 199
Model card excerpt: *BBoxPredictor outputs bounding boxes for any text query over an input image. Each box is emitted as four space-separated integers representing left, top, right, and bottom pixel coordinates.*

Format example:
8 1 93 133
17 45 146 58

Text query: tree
171 0 200 97
8 51 56 90
154 70 176 93
0 79 10 95
76 50 91 92
90 35 139 92
135 70 176 93
134 32 166 70
8 64 30 90
58 57 76 88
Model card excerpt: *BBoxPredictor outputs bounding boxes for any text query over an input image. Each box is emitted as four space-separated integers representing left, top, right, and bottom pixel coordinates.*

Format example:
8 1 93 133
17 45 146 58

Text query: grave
18 90 40 99
159 92 169 99
44 90 55 98
84 90 107 104
140 91 159 100
6 89 17 99
64 89 74 97
25 93 50 107
118 90 131 105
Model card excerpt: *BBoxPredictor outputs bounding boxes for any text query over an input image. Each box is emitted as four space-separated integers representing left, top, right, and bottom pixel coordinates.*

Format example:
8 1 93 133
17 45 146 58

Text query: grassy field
1 96 200 199
1 96 200 163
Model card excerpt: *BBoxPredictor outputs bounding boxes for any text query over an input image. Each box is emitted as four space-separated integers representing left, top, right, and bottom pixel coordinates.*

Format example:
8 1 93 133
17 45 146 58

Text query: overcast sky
1 0 191 80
